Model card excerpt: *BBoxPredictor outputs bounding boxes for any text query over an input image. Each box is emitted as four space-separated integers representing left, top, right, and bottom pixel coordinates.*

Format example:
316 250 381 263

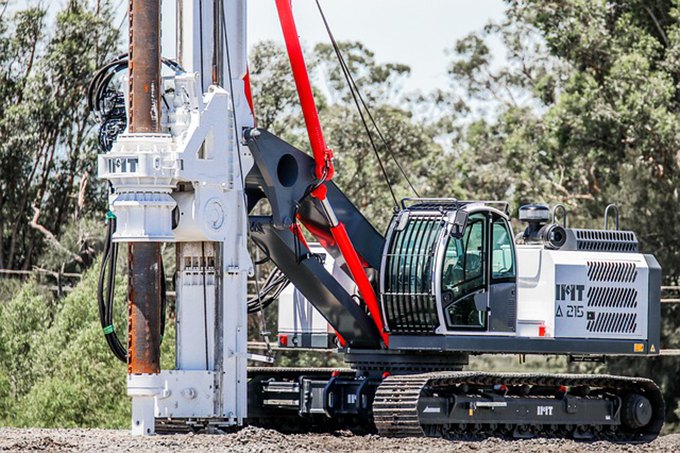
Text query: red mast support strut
275 0 388 347
275 0 333 184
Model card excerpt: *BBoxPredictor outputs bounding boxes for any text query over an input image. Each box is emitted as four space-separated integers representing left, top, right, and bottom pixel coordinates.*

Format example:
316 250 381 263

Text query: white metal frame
98 0 254 435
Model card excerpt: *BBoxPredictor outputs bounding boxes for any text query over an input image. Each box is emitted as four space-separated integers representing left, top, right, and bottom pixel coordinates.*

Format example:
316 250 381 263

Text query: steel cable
314 0 421 200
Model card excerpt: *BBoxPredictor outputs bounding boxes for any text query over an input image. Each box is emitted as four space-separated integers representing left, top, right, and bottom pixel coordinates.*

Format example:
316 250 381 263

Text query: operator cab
380 199 517 336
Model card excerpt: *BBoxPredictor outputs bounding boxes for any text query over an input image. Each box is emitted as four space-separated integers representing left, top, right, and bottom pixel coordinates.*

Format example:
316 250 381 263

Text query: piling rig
93 0 664 440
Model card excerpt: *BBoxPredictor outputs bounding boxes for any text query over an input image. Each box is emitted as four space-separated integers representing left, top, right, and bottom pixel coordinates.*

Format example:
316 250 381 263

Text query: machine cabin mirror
449 210 469 238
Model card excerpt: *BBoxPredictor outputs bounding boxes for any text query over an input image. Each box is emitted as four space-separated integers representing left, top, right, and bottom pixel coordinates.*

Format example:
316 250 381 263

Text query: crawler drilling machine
93 0 665 440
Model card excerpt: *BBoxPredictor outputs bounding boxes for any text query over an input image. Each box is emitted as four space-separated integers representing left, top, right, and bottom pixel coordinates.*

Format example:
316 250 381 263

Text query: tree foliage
0 253 176 428
0 266 125 427
0 0 117 273
249 40 443 230
449 1 680 265
446 0 680 428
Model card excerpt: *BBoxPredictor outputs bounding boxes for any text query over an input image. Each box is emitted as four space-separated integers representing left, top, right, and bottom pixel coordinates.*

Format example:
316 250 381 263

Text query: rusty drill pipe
127 243 163 374
129 0 161 132
127 0 163 375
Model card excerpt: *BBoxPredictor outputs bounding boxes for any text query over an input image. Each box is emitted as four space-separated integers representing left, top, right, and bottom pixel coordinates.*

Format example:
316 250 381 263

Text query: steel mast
99 0 254 435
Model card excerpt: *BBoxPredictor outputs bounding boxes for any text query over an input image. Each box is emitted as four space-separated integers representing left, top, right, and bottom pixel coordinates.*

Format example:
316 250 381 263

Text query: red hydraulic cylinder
244 67 256 124
275 0 333 183
274 0 388 347
330 222 388 346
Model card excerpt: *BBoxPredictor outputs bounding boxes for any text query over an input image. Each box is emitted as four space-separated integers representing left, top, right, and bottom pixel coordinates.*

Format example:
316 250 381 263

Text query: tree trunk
6 132 55 268
22 228 37 271
0 194 4 269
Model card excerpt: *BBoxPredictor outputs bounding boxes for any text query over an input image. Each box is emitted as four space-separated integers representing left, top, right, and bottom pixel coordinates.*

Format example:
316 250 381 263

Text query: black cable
108 240 126 359
160 258 167 339
201 242 210 369
314 0 396 205
340 68 399 207
314 0 421 200
247 267 290 314
251 238 273 266
220 4 249 198
88 54 184 114
340 57 421 198
97 219 117 359
88 55 185 153
97 216 125 363
97 214 168 363
198 0 206 91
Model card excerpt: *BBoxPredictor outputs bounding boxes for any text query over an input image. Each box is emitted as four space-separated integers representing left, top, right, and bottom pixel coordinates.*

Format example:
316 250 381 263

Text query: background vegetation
1 0 680 432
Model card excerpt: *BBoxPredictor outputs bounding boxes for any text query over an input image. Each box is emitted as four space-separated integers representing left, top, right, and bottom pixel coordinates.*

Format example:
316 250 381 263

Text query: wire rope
314 0 421 200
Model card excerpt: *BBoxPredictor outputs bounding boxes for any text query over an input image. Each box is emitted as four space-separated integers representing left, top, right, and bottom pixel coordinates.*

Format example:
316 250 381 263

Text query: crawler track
174 368 665 442
373 371 664 442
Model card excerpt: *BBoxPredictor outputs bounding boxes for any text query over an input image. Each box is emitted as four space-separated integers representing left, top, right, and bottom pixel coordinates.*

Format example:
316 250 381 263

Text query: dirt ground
0 427 678 453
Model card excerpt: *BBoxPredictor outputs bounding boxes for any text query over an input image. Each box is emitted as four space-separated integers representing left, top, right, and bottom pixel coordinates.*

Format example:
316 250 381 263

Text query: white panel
176 244 217 370
220 270 247 421
516 245 555 335
278 244 356 336
552 253 649 339
516 247 650 340
155 370 217 418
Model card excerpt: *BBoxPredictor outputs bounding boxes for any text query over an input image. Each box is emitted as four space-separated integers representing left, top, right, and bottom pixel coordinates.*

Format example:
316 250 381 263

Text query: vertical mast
177 0 253 125
127 0 163 435
173 0 254 425
99 0 254 436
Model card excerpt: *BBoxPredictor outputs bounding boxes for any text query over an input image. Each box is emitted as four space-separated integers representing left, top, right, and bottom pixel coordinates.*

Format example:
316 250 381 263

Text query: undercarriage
245 367 664 442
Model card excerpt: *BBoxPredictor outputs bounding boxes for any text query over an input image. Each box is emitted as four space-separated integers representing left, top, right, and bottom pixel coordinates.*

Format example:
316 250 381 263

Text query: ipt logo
537 406 554 416
555 283 585 302
555 283 587 318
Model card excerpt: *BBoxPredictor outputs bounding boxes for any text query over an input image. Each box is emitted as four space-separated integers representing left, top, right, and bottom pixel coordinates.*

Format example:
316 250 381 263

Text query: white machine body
516 247 651 340
277 244 355 348
286 234 655 348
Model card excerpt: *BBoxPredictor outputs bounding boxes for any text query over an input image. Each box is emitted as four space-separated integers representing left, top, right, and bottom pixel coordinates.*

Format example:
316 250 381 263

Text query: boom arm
245 129 384 348
273 0 388 346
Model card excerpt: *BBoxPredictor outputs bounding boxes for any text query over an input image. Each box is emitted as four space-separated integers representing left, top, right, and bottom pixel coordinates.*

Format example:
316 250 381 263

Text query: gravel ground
0 427 678 453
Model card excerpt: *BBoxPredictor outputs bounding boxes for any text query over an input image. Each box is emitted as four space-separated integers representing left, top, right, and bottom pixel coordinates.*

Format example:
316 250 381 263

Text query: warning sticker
650 345 656 353
634 343 644 352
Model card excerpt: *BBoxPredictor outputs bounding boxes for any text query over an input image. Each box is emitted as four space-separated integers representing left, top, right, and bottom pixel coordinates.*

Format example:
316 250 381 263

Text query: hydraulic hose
97 213 167 363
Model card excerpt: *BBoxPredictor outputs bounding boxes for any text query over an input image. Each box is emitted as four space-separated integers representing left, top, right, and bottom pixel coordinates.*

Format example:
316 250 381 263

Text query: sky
154 0 507 93
42 0 507 93
243 0 506 92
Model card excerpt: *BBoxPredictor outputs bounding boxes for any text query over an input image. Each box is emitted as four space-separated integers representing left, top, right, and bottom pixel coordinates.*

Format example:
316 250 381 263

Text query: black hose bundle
97 213 167 363
97 213 126 362
247 267 290 314
88 53 185 153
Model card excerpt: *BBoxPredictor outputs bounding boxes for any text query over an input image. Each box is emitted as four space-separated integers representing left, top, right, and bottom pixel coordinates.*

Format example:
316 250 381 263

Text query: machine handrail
400 197 509 213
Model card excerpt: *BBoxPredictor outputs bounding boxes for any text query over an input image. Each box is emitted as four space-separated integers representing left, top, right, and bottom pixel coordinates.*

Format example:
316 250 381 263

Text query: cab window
491 217 515 283
441 213 487 330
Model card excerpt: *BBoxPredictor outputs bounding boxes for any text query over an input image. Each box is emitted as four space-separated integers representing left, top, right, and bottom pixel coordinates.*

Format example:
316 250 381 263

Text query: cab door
439 209 517 333
440 212 489 331
487 213 517 332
